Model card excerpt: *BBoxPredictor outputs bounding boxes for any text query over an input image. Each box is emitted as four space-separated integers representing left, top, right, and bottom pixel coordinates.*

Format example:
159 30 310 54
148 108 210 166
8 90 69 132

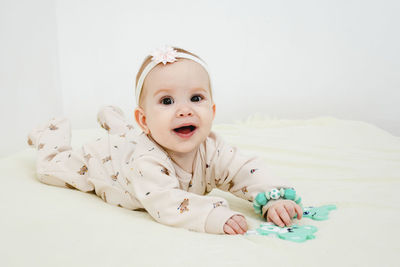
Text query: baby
28 46 302 235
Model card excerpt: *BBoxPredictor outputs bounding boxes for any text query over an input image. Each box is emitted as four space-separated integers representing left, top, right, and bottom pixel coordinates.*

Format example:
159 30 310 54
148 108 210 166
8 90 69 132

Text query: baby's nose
177 107 193 117
178 110 193 117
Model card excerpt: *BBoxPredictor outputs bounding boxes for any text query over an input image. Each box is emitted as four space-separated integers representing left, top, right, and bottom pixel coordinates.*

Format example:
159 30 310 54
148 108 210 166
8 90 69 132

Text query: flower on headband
150 46 179 65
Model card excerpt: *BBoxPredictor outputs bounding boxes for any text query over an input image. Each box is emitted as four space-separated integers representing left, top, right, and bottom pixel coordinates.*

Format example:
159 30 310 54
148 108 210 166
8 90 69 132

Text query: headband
135 46 211 105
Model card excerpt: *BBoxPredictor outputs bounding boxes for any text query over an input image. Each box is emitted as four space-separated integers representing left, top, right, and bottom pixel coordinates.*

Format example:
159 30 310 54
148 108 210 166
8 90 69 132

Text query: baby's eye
191 94 203 102
160 97 174 105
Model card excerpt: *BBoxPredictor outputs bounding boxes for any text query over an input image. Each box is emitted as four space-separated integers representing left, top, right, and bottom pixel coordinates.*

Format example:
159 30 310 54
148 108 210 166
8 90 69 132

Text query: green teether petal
302 204 337 220
279 225 318 243
252 223 318 243
324 204 337 211
295 196 302 204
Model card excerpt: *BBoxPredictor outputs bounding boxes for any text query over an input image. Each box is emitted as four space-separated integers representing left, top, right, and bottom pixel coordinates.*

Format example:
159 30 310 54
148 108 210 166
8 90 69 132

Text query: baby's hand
223 215 248 235
266 199 303 227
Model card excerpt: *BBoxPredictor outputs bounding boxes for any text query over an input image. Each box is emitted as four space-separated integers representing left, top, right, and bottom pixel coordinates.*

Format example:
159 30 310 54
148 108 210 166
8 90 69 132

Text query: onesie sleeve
128 155 241 234
206 132 293 217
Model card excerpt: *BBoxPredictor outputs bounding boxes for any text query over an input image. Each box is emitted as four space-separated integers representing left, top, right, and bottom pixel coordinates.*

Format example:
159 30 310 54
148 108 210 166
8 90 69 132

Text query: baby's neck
167 149 198 174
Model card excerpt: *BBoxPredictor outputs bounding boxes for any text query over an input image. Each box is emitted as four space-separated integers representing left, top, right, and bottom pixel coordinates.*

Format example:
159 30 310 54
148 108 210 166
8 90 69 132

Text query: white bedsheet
1 116 399 267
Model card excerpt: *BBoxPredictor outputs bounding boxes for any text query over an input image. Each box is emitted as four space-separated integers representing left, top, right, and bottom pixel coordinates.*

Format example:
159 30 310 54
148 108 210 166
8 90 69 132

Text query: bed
1 116 399 266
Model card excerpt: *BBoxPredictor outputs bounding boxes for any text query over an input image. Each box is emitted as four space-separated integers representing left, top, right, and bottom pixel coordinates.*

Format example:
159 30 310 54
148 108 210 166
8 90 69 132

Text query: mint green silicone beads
253 188 303 216
284 188 296 200
253 202 262 214
255 192 267 205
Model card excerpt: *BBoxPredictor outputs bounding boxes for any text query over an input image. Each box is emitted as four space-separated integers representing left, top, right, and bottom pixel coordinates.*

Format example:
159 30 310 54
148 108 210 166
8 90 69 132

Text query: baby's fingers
227 218 245 235
223 224 236 235
267 208 285 228
294 204 303 220
232 215 248 232
284 203 295 218
277 206 292 226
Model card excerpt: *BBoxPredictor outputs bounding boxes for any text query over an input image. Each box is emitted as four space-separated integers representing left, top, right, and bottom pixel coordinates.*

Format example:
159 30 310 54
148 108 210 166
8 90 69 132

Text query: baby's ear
134 107 149 134
212 103 216 120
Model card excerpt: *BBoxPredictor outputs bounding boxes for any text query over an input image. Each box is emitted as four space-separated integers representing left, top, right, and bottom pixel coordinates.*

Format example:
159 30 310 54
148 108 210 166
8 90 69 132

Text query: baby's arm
129 155 243 234
207 132 302 225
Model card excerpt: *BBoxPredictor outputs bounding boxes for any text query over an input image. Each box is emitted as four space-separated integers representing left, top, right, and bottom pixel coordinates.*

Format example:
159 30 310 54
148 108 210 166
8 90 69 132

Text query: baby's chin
163 136 208 155
164 143 202 155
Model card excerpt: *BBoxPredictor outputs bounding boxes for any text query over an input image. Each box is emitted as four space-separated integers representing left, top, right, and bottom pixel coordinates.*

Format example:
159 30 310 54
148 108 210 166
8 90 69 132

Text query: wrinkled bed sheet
1 116 399 266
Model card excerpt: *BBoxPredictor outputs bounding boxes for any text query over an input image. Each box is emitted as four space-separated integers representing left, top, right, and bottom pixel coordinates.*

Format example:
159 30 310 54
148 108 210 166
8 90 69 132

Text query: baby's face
136 59 215 155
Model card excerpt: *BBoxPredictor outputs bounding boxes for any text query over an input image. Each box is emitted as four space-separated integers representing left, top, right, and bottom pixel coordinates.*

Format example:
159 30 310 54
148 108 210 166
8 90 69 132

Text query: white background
1 0 399 157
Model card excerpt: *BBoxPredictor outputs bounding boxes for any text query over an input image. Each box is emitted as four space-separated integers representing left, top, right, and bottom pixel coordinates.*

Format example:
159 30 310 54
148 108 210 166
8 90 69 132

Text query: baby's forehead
143 60 211 93
149 59 208 79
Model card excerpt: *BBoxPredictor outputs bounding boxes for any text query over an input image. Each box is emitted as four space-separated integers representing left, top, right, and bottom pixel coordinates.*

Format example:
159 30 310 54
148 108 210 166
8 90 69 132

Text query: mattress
1 116 399 266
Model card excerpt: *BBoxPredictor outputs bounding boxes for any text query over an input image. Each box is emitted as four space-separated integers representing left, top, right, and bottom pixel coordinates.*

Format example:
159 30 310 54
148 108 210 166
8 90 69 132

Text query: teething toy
246 222 318 243
300 204 337 220
253 188 302 216
251 188 337 242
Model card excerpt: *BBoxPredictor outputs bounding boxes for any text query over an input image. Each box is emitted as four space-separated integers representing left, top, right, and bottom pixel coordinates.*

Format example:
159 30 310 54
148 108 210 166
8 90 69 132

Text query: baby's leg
28 118 94 192
97 105 135 136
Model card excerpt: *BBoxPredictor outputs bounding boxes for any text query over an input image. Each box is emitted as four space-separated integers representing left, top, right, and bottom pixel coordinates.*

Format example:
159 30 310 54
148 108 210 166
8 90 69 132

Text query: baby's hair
135 46 213 105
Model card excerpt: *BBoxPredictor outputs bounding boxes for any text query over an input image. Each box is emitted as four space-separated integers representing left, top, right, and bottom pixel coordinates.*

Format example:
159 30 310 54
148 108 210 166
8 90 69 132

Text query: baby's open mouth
173 125 196 134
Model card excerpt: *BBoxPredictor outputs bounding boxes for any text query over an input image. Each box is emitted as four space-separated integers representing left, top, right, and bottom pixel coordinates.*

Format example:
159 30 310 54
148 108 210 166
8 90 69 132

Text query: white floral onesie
28 106 291 234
